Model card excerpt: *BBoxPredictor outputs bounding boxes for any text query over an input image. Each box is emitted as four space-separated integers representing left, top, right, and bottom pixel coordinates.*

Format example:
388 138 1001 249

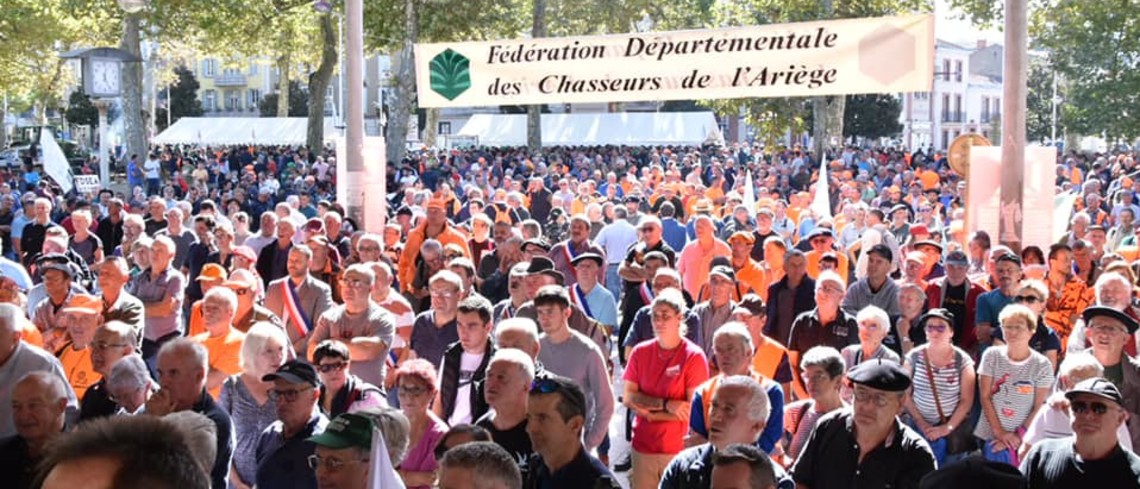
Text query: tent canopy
456 112 723 147
153 117 337 146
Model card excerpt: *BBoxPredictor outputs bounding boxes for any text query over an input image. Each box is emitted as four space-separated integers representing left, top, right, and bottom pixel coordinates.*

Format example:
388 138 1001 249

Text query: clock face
91 59 121 96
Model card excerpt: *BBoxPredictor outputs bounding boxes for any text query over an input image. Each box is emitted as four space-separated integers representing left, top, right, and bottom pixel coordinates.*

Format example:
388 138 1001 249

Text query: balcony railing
214 73 248 87
941 111 964 123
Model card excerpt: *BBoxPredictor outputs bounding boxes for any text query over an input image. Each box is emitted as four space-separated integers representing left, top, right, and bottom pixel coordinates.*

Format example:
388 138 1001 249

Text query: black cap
945 250 969 266
994 252 1022 266
847 358 911 392
395 205 413 217
1081 305 1140 334
262 360 320 387
1064 377 1125 407
918 456 1026 489
867 244 893 262
709 265 736 282
918 308 955 329
624 194 642 204
571 252 604 267
525 256 555 275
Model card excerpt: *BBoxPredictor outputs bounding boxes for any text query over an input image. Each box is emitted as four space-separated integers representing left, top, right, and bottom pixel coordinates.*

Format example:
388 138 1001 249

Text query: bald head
494 318 540 359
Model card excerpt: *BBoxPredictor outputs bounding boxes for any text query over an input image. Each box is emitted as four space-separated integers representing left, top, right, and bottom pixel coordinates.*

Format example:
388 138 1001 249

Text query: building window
226 90 241 111
943 59 951 81
942 93 950 121
438 121 452 135
942 130 950 149
981 97 990 122
203 59 216 78
248 89 261 108
203 90 216 111
954 94 963 122
954 60 963 82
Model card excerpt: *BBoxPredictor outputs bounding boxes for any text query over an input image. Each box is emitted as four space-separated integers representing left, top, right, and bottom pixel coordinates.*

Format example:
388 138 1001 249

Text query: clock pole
94 99 112 188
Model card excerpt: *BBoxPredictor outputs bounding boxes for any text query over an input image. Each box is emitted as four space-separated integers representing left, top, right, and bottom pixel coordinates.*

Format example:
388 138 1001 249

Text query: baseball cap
727 231 755 245
307 413 374 449
709 265 736 282
945 250 969 267
196 263 228 283
1064 377 1125 407
60 294 102 315
262 360 320 387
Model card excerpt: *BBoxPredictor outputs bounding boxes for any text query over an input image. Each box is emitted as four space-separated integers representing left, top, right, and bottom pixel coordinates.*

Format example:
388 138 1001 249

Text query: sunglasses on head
530 377 561 394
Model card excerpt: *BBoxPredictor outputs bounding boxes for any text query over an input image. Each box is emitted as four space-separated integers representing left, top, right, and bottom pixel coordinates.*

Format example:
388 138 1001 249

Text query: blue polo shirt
255 413 329 489
975 289 1015 328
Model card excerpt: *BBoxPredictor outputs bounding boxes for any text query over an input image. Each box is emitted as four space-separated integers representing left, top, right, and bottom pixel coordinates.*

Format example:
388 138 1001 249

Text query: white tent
456 112 723 147
152 117 338 146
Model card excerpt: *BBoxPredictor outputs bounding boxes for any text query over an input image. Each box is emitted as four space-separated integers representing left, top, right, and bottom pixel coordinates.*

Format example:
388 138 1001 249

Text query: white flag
810 159 832 220
742 169 756 217
369 426 406 489
40 128 74 194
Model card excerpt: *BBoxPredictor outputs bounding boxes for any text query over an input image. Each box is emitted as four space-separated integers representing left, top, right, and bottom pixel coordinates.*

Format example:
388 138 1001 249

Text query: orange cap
196 263 228 282
60 294 102 315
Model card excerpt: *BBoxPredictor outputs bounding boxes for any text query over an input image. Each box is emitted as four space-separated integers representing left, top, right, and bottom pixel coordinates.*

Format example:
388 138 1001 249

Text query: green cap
307 413 373 449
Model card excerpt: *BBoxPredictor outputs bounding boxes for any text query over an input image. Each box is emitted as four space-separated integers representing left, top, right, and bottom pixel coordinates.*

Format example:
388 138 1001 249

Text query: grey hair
17 370 70 403
203 287 238 313
488 348 536 384
357 406 411 466
240 322 292 373
801 346 846 379
108 355 156 392
495 318 540 348
855 306 891 332
163 411 218 474
0 303 23 335
717 375 770 423
158 338 209 372
1094 272 1131 303
712 322 755 355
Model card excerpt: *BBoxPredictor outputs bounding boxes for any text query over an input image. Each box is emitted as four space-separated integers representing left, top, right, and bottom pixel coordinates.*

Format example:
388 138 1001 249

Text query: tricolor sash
563 241 582 280
571 284 594 318
282 279 312 338
639 282 654 304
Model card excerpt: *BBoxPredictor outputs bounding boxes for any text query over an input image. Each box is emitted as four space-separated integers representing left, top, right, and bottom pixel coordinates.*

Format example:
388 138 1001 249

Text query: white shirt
143 158 161 179
447 351 485 426
595 219 639 265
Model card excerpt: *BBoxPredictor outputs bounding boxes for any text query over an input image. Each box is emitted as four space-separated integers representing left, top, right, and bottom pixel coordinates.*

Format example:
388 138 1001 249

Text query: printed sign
73 175 102 194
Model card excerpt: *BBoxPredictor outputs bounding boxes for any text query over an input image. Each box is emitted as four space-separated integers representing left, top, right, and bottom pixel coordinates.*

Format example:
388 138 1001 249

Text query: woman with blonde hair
218 322 292 489
992 279 1061 370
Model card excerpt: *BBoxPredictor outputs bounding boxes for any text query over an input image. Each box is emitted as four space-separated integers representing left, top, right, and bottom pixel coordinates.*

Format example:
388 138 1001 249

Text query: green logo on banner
429 49 471 101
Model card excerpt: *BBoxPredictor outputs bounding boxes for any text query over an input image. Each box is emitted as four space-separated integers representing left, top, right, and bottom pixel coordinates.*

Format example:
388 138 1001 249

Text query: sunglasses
1014 295 1042 304
924 323 949 333
316 362 347 373
1071 400 1112 415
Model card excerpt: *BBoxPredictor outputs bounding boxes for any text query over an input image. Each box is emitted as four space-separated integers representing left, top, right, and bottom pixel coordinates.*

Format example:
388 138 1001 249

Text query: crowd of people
0 141 1138 489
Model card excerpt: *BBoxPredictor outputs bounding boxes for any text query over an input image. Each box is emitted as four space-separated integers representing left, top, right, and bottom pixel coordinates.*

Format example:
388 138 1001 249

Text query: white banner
40 128 73 194
73 175 101 194
965 147 1057 251
415 14 934 108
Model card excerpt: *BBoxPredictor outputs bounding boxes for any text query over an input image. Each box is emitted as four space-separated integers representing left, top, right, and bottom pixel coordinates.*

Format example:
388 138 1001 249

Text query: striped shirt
905 345 973 425
973 346 1054 440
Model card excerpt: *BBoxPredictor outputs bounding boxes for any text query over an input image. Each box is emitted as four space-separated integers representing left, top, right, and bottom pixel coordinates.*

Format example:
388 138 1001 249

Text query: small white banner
40 128 73 194
415 14 934 108
73 175 102 194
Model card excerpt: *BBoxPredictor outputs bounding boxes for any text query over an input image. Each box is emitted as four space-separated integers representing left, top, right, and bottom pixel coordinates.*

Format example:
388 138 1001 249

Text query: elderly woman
218 322 291 489
115 213 146 260
1021 352 1134 458
313 340 385 416
106 354 156 415
992 279 1061 370
781 346 847 467
974 304 1054 465
69 209 104 265
842 305 902 368
357 407 411 480
903 308 976 466
393 358 449 489
622 288 710 489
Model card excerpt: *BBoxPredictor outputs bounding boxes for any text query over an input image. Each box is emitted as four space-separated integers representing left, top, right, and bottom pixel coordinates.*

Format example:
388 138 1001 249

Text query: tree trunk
121 14 147 171
423 108 439 148
307 14 337 151
526 0 546 153
386 0 418 165
811 95 845 160
276 43 291 118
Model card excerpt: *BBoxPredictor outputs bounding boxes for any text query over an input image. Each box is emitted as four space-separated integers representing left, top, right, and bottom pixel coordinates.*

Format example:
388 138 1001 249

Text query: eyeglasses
268 387 313 402
1014 295 1042 304
852 388 896 407
91 341 130 351
316 362 347 373
1089 324 1128 335
306 454 368 472
340 278 369 289
1071 400 1113 415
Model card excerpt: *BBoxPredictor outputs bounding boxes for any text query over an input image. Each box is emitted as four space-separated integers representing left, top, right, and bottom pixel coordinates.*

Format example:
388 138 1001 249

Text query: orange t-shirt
58 345 101 401
193 328 246 399
805 250 850 281
919 169 940 190
187 301 206 338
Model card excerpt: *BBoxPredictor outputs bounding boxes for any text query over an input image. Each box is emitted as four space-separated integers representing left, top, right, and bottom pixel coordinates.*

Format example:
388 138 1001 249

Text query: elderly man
399 195 469 297
0 303 76 439
533 285 615 452
569 252 618 333
492 262 530 326
96 257 145 348
764 250 815 358
307 263 395 390
19 197 54 266
80 321 137 421
438 441 523 489
1020 377 1140 485
156 207 195 271
475 348 535 462
191 288 245 399
308 410 412 489
245 211 279 256
256 360 330 489
30 255 79 353
661 375 794 488
256 217 298 283
266 244 335 354
924 250 984 355
547 215 606 289
223 269 282 332
622 268 703 356
787 270 857 401
0 372 72 489
1067 272 1140 356
55 294 105 400
107 355 155 415
686 324 785 455
791 360 936 489
146 338 235 489
694 265 739 356
523 375 619 489
410 270 463 370
1074 306 1140 449
677 215 731 297
128 235 186 371
709 444 782 489
434 295 497 426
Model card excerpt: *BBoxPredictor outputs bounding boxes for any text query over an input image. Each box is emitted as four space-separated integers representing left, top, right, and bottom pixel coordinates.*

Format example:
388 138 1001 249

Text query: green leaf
429 49 471 101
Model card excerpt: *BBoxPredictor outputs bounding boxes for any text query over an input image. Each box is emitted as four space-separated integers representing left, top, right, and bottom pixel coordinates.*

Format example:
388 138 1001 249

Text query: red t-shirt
622 338 709 455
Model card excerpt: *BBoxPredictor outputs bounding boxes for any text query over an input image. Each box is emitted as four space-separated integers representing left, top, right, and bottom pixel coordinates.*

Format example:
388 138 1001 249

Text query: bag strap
922 348 948 424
